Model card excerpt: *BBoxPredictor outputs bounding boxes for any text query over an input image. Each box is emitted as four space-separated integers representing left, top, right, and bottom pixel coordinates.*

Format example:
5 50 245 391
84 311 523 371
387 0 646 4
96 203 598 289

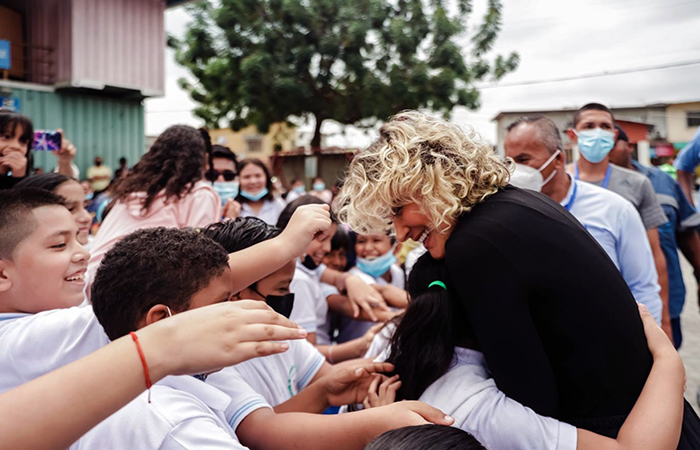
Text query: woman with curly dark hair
86 125 221 292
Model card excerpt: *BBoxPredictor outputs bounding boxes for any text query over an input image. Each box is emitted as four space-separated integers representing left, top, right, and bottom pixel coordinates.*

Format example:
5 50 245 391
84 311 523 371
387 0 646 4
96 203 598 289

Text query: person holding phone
0 110 33 190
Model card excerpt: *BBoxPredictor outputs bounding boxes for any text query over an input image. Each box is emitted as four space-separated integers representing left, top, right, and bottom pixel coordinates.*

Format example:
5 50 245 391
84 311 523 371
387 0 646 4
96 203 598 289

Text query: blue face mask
293 186 305 194
356 251 397 279
213 181 239 205
85 192 94 201
313 182 326 191
240 188 268 202
575 128 615 164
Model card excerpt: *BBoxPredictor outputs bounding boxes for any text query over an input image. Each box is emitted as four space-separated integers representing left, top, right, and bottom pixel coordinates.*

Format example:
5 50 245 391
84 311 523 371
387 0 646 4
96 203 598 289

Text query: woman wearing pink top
87 126 221 291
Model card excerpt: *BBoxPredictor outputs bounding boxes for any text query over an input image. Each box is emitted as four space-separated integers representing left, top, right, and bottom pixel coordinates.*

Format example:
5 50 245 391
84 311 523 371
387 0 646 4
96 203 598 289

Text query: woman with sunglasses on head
237 158 287 225
206 145 242 220
86 125 221 294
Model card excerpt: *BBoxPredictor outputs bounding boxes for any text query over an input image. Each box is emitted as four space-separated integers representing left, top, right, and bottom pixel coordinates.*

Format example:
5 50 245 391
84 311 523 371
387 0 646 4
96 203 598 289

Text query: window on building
246 137 263 153
687 111 700 127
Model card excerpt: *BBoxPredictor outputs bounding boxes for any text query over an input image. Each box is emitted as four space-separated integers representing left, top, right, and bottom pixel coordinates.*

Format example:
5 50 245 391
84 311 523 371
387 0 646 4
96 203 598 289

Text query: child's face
305 223 337 266
236 259 295 301
55 180 92 245
322 248 347 271
188 268 234 310
1 206 90 313
0 123 29 156
356 234 393 260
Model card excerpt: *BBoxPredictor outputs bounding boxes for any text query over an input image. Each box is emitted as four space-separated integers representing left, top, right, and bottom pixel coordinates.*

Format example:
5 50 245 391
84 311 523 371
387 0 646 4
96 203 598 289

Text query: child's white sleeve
206 367 273 432
289 276 319 333
293 339 327 390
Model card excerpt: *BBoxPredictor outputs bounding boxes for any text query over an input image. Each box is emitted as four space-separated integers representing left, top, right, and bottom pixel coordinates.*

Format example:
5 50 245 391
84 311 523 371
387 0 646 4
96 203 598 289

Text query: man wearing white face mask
564 103 672 338
505 116 663 326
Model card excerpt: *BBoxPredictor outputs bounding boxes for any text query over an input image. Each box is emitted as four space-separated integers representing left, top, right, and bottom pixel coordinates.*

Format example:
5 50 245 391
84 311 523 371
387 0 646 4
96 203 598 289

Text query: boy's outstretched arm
228 204 331 294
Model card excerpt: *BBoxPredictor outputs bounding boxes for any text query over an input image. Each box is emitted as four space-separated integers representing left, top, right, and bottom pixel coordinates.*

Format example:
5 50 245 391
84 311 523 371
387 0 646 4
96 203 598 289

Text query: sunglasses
205 169 237 182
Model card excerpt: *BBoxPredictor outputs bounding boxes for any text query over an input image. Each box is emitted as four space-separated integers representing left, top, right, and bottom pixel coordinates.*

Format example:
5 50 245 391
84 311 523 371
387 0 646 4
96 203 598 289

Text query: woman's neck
247 200 264 214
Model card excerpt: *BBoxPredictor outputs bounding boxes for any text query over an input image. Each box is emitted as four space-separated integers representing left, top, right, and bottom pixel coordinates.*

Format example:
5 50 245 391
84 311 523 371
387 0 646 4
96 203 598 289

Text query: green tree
173 0 519 149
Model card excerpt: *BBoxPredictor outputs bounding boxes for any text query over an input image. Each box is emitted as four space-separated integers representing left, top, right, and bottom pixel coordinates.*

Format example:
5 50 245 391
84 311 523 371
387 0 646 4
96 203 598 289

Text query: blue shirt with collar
632 160 700 318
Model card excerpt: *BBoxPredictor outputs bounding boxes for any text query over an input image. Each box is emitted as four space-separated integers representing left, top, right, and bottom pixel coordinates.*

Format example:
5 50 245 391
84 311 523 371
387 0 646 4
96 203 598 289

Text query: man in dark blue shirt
610 125 700 348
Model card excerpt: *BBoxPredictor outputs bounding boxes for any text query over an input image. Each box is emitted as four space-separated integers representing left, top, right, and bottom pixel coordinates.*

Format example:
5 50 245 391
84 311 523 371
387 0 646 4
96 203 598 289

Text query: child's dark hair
365 425 486 450
110 125 207 212
276 195 337 229
237 158 274 203
202 217 281 254
91 227 230 340
0 188 67 259
0 110 34 174
15 173 72 192
331 226 350 252
386 253 471 401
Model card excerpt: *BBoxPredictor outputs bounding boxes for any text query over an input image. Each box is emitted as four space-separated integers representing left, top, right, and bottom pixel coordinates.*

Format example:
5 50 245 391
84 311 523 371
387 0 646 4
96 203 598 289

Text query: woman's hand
223 199 242 220
0 148 27 177
137 300 307 378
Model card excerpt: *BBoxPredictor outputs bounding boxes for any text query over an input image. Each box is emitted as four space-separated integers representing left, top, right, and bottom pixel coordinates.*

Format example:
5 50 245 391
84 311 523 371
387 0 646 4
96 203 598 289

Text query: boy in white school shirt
0 189 110 393
84 224 453 450
203 218 394 412
78 227 297 449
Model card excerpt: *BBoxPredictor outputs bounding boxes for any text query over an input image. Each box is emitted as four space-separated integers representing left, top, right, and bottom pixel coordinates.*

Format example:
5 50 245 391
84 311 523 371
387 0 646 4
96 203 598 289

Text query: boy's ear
144 304 172 327
0 260 14 293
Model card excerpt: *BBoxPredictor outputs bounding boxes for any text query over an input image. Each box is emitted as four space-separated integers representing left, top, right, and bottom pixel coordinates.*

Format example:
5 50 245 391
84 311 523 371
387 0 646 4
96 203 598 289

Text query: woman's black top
444 185 652 430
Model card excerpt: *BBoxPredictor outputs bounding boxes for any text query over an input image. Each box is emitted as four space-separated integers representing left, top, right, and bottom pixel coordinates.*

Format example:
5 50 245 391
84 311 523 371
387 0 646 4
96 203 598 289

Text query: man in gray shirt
566 103 672 339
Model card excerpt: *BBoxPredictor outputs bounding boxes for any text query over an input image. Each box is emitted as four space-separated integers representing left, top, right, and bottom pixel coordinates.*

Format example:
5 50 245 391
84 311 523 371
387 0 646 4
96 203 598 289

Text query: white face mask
509 150 560 192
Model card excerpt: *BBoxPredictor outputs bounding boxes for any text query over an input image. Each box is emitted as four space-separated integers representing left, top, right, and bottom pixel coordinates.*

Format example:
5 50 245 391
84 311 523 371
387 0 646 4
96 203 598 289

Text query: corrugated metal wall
12 87 145 177
70 0 165 95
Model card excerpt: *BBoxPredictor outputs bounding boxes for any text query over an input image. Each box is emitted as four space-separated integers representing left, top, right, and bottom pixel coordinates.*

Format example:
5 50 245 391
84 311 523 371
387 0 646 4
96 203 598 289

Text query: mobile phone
33 130 62 152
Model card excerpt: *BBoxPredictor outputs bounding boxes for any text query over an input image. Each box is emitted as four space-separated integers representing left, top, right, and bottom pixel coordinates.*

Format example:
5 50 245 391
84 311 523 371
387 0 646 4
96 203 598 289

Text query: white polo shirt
419 347 577 450
205 367 275 432
73 375 249 450
290 261 331 344
561 177 663 324
0 306 110 394
226 339 326 407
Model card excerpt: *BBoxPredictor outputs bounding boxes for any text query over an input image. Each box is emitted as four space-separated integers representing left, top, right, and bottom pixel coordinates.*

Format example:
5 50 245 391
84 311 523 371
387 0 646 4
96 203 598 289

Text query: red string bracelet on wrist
130 331 153 403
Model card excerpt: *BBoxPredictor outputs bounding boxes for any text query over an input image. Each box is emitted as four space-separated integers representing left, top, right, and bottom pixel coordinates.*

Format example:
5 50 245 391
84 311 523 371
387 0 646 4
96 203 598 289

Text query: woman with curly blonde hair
336 111 663 439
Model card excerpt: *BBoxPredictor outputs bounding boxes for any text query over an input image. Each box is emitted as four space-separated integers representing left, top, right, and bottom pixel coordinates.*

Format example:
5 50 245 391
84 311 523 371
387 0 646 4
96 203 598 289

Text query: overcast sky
145 0 700 145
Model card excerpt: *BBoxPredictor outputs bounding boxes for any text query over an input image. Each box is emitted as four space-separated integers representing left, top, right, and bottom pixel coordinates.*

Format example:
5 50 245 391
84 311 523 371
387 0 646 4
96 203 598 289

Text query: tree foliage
173 0 519 148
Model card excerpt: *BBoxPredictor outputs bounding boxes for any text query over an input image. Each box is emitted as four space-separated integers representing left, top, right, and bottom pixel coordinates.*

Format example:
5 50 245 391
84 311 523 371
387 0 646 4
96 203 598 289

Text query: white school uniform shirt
0 306 110 394
561 177 663 324
73 375 250 450
419 347 577 450
227 338 326 406
239 198 286 225
205 367 275 431
290 261 331 344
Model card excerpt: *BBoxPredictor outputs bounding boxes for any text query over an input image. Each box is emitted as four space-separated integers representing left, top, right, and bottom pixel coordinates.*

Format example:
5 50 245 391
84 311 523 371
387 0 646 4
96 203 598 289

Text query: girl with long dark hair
86 125 221 291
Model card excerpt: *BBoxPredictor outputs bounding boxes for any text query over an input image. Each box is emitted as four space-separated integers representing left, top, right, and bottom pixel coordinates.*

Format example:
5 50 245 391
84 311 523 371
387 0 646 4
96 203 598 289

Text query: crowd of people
1 104 700 449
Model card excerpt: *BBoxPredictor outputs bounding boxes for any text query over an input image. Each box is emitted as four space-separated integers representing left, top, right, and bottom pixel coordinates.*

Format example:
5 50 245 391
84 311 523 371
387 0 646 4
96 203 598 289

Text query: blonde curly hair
336 111 511 234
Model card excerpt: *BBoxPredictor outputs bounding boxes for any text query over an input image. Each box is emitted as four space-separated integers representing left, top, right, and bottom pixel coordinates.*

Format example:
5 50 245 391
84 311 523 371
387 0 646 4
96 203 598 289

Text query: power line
478 59 700 89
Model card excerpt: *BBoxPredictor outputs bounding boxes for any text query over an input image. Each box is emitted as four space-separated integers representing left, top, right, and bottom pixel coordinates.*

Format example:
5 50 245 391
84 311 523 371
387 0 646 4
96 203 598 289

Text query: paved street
679 253 699 414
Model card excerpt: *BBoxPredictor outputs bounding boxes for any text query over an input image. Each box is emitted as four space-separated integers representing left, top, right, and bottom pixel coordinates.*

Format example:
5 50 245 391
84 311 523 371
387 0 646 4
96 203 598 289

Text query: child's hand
280 204 332 257
376 285 409 309
138 300 307 377
321 361 394 406
357 323 385 357
363 375 401 409
375 401 454 429
345 275 390 321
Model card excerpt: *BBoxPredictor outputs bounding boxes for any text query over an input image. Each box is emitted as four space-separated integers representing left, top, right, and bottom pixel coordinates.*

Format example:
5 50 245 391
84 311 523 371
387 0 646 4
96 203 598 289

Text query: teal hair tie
428 281 447 290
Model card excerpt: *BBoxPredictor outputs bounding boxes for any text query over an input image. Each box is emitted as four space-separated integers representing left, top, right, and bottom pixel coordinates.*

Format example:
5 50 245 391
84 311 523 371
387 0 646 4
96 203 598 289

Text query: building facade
0 0 171 175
